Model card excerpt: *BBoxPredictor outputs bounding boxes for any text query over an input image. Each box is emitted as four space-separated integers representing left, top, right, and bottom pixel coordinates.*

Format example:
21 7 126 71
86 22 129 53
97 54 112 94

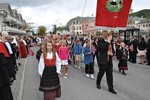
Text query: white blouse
5 41 13 54
38 52 61 76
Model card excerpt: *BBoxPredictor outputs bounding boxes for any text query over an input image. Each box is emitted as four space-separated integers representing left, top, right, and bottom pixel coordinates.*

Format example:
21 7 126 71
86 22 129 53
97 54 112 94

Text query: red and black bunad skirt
39 66 61 100
118 59 128 70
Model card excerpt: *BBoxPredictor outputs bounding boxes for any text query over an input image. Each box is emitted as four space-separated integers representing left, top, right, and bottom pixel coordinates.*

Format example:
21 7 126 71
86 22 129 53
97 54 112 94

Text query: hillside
130 9 150 19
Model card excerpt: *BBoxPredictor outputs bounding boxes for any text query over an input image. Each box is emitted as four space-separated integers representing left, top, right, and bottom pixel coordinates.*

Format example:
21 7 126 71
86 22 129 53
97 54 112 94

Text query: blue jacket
73 43 82 55
83 46 93 64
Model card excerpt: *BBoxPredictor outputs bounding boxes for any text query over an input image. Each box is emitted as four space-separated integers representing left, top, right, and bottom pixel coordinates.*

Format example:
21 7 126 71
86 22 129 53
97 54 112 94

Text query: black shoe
108 89 117 94
146 63 150 65
122 72 127 75
96 85 101 89
119 69 121 73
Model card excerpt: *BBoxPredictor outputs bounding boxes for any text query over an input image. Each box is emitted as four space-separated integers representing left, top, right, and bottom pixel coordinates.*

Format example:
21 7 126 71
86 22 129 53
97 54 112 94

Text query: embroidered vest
44 55 56 67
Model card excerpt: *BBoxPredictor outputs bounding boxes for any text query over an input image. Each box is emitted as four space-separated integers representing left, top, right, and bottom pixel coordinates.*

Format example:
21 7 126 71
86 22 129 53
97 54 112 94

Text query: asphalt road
21 46 150 100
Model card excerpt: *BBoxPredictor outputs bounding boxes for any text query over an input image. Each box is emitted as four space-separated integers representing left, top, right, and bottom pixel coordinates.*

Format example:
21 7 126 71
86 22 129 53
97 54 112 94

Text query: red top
0 42 9 57
54 43 61 52
44 56 56 67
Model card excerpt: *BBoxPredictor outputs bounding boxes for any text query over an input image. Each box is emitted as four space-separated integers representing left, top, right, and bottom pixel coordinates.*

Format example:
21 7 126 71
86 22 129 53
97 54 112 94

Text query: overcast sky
1 0 150 31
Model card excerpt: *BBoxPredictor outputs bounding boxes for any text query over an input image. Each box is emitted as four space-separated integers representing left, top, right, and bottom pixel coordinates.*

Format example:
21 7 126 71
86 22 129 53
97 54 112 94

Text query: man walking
96 30 117 94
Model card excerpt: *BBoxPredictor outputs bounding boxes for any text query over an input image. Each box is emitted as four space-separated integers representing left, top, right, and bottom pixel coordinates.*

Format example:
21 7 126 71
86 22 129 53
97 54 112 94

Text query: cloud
11 0 97 28
1 0 55 7
1 0 149 32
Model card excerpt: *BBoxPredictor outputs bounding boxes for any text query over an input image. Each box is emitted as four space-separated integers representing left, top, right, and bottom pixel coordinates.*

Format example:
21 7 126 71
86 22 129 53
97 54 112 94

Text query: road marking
17 57 28 100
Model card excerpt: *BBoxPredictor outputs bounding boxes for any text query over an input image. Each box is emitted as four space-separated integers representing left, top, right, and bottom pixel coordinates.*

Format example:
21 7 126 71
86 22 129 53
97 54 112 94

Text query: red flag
95 0 132 27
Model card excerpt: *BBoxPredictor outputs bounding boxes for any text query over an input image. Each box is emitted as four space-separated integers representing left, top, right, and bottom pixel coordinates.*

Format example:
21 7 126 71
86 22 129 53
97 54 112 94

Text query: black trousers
85 62 94 74
96 61 113 89
131 52 137 63
0 86 13 100
93 52 99 65
147 53 150 64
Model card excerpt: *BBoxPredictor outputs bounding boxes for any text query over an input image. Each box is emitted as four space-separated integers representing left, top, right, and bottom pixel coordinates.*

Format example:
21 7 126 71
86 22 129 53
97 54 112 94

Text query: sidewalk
11 58 27 100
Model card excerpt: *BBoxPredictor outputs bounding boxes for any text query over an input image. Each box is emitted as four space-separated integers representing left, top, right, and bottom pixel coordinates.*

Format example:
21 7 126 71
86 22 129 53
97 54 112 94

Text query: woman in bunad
1 32 16 84
0 39 14 100
20 36 28 58
38 40 61 100
117 42 128 75
6 35 18 77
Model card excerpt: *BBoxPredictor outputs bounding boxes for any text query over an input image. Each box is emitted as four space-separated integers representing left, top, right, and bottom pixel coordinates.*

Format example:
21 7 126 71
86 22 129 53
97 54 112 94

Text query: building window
76 20 78 24
73 22 75 25
80 26 82 30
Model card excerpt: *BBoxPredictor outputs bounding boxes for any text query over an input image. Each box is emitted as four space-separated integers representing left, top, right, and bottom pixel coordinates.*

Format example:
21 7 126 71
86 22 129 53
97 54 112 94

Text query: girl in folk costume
36 42 45 62
118 42 128 75
20 37 28 58
38 40 61 100
58 40 70 78
83 40 94 79
54 38 61 53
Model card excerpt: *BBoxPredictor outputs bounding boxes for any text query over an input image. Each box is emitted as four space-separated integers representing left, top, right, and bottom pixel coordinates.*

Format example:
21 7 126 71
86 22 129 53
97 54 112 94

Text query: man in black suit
128 36 138 63
146 34 150 65
96 30 117 94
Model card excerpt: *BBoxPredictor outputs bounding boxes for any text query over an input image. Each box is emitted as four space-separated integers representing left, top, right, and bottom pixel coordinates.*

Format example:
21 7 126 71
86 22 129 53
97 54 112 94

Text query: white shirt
22 40 27 46
38 52 61 76
11 36 18 46
5 41 13 54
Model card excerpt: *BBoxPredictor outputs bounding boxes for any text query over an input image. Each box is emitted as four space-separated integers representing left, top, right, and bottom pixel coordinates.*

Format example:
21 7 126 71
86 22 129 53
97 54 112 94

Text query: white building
66 16 96 34
137 20 150 34
0 3 27 35
127 16 150 35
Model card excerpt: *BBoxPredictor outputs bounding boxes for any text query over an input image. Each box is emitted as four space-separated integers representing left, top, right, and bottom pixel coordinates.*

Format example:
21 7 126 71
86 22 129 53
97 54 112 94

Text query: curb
17 57 28 100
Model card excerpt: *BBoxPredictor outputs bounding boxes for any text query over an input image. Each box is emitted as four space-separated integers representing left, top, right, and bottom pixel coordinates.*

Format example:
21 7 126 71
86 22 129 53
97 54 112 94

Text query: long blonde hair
43 40 56 57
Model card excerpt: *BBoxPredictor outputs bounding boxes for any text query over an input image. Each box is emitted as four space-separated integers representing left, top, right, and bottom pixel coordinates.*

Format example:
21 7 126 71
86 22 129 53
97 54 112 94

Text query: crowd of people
1 30 150 100
0 31 34 100
36 31 150 100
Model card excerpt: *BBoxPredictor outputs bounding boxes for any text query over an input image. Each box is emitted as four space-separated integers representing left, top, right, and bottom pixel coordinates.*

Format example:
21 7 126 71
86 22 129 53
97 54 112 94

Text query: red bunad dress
54 43 61 53
20 41 27 58
39 55 61 100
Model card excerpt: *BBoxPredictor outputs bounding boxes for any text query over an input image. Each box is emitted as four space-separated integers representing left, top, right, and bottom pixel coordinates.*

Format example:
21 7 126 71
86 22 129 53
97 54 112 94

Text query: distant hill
130 9 150 19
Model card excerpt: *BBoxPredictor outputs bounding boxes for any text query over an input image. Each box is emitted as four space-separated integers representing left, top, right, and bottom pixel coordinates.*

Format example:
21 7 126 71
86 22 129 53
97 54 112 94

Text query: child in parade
83 40 94 79
38 40 61 100
36 42 45 62
117 42 128 75
54 39 61 53
73 39 82 69
58 40 70 78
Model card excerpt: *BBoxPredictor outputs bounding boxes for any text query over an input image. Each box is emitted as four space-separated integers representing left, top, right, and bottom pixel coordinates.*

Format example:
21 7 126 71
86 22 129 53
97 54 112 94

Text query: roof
0 3 9 10
137 20 150 24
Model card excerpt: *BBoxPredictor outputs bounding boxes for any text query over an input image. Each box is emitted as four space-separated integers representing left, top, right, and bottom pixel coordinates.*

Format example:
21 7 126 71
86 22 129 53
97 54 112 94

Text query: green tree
56 26 65 32
52 25 57 34
37 26 47 36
